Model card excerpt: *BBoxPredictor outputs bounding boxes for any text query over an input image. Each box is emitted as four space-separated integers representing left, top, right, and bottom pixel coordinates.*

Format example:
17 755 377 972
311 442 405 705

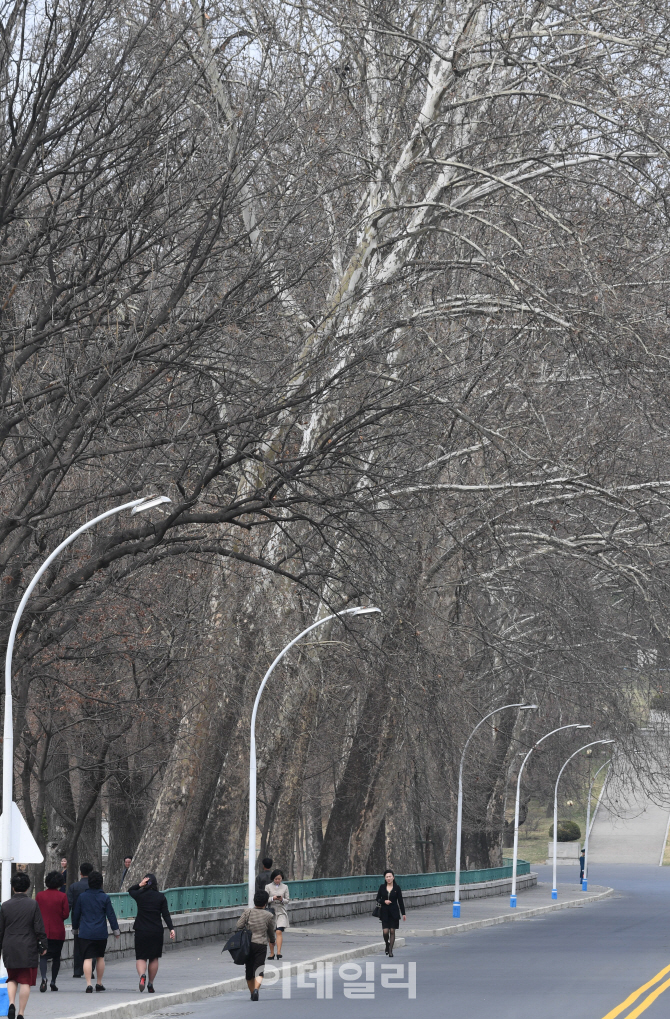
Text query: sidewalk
34 879 609 1019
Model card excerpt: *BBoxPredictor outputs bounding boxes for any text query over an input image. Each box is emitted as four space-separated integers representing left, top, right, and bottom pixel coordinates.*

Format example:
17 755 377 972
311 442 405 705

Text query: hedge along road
137 865 670 1018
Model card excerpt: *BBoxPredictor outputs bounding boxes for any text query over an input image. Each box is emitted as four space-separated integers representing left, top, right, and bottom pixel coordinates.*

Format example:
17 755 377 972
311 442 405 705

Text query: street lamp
1 496 171 910
582 756 613 891
551 740 614 899
452 702 538 918
247 606 381 906
509 723 591 907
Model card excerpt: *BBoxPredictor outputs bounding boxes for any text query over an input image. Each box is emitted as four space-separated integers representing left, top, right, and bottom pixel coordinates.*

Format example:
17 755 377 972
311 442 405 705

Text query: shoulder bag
223 911 253 965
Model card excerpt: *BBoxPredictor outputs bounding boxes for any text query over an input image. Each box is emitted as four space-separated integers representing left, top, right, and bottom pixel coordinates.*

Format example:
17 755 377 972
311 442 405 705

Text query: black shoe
139 974 146 992
50 984 58 991
95 984 105 992
250 990 259 1001
277 954 282 959
8 1003 15 1019
85 986 93 993
389 949 393 957
148 984 155 993
40 979 47 993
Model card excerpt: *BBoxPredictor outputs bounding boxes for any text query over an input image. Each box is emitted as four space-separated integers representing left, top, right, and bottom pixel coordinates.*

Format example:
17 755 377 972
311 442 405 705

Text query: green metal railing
91 858 530 922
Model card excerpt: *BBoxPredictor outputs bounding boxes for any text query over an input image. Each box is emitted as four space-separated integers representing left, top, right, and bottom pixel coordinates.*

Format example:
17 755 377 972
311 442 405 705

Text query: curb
54 887 612 1019
53 939 405 1019
404 885 614 937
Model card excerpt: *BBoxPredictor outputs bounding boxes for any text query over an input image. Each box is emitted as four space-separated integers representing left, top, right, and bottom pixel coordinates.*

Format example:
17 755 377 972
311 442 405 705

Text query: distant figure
255 858 273 896
376 869 406 958
0 871 47 1019
72 871 120 993
265 870 289 960
36 871 70 991
579 848 585 882
235 890 275 1001
58 860 67 894
67 862 93 978
128 874 175 993
121 856 133 889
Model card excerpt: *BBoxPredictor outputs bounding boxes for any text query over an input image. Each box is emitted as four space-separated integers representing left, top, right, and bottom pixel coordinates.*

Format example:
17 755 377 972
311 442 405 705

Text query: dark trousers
72 935 95 977
40 939 64 983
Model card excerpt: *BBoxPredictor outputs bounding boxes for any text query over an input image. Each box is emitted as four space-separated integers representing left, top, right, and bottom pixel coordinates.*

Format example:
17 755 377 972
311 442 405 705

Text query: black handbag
223 915 252 965
372 905 382 918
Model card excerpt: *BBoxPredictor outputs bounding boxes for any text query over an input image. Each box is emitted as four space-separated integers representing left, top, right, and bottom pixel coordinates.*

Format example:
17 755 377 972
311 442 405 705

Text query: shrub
548 820 581 842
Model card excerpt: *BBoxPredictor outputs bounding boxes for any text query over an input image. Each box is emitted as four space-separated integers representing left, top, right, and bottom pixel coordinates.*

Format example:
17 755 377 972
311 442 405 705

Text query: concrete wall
59 872 537 968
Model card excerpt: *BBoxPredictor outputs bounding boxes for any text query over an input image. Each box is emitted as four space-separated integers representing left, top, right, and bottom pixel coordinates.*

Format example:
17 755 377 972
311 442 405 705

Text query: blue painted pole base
509 894 517 908
452 902 460 918
0 975 8 1017
551 888 558 900
582 879 587 891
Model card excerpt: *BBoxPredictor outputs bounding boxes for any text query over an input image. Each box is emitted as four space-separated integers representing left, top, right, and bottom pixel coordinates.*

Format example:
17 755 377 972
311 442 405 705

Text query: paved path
31 875 610 1019
588 757 670 865
124 864 670 1019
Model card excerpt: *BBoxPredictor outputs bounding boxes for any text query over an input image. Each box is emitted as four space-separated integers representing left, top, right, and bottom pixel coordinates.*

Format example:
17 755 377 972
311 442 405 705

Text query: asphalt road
145 865 670 1019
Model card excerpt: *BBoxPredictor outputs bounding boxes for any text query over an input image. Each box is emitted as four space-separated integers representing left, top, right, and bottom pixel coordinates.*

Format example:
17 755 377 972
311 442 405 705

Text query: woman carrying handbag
231 891 276 1001
376 870 406 957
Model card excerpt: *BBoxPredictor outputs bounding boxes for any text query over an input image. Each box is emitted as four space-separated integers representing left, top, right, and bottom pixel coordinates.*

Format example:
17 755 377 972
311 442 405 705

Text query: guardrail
95 858 530 921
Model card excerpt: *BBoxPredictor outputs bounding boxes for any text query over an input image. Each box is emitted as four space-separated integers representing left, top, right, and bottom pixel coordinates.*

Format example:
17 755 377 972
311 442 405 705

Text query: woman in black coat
376 870 406 957
128 875 175 993
0 871 47 1019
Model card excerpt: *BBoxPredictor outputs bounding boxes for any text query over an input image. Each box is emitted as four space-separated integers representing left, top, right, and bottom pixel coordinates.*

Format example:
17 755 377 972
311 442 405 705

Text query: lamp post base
509 895 517 908
551 888 558 900
0 976 8 1017
582 879 587 891
452 902 460 918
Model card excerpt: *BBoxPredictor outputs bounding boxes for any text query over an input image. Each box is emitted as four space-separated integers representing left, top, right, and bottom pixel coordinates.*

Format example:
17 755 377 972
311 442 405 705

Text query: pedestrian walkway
36 879 608 1019
588 747 670 866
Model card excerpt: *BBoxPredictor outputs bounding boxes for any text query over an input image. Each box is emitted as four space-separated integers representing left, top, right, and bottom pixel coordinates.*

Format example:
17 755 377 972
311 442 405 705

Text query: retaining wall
57 871 536 968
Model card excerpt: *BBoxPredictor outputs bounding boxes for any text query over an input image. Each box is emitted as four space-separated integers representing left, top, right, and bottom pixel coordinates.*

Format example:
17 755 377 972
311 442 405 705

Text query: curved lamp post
509 723 591 907
248 606 381 905
452 702 538 918
582 756 613 891
551 740 614 899
0 495 171 983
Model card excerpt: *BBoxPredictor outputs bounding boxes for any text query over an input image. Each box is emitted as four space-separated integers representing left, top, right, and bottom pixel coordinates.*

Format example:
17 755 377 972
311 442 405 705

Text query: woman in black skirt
376 869 406 957
128 875 175 992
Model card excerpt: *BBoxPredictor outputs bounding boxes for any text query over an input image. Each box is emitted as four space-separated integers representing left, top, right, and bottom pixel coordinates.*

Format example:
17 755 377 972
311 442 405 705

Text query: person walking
579 848 585 883
235 890 276 1001
376 869 406 958
35 871 69 991
128 874 176 993
58 860 68 894
255 858 273 896
67 862 93 978
0 871 47 1019
72 871 120 993
265 870 289 960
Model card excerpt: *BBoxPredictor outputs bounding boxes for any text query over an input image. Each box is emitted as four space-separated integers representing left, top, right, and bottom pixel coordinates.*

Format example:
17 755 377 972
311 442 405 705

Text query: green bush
548 820 581 842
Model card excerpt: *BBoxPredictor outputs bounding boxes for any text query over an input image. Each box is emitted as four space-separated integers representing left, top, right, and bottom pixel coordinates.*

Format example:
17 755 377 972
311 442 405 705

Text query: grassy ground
512 771 608 865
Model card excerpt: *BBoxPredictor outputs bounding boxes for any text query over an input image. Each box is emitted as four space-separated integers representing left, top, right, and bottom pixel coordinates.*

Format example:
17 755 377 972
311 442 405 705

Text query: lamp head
576 724 591 729
131 495 172 514
521 704 539 710
349 606 382 616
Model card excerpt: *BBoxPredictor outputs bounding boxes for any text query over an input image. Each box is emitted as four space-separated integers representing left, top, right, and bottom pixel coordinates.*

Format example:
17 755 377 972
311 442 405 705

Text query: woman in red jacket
35 872 70 991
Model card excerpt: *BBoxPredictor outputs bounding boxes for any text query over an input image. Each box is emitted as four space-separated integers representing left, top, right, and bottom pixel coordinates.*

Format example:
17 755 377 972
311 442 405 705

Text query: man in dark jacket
255 858 273 896
67 862 93 978
72 871 120 993
0 871 47 1019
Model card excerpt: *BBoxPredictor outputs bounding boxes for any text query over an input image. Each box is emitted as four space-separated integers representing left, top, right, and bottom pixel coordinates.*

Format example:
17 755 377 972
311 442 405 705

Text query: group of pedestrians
0 861 176 1019
236 857 406 1002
